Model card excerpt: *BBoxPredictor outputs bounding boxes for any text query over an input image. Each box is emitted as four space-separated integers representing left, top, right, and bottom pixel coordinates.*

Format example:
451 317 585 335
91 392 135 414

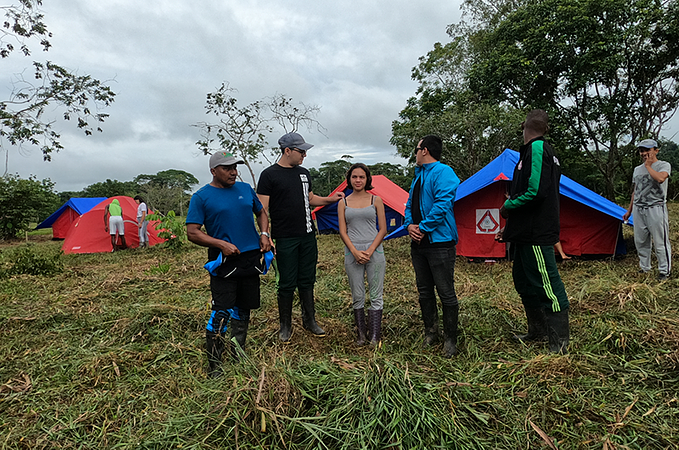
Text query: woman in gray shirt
338 163 387 347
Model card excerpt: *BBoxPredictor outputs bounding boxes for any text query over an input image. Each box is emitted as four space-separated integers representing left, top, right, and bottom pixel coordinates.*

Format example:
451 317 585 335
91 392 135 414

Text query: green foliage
0 243 63 277
81 178 139 198
368 162 414 191
310 158 414 196
465 0 679 199
309 158 353 196
134 169 199 216
1 1 115 161
659 138 679 200
396 0 679 198
146 210 186 250
0 173 60 239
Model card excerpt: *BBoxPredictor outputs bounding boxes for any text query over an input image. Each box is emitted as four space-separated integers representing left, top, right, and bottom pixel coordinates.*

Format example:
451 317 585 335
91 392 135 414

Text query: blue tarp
386 149 631 242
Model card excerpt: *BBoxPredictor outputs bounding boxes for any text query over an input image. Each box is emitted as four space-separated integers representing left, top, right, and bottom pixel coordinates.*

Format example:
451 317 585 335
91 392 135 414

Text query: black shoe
300 290 326 337
442 305 459 358
229 311 250 360
367 309 382 347
278 294 294 343
354 308 367 346
206 332 225 378
513 307 548 343
420 300 439 347
658 273 670 281
546 308 569 354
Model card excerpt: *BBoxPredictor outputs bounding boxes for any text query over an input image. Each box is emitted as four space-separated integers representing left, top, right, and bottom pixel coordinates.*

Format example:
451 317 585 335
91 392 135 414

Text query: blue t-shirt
186 182 263 253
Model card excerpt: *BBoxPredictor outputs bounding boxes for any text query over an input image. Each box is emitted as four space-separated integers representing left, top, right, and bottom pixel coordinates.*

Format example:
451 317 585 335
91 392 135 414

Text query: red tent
453 150 627 258
311 175 409 233
35 197 107 239
62 196 165 254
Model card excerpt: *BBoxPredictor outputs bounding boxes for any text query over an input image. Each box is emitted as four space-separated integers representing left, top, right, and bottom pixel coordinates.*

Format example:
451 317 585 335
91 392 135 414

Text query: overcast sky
2 0 466 192
5 1 679 194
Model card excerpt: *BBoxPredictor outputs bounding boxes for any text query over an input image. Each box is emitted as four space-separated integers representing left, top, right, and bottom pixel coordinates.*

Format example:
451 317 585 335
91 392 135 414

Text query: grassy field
1 209 678 449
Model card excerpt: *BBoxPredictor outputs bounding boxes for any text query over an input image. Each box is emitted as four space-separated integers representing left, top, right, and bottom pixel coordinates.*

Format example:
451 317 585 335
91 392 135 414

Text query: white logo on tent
476 209 500 234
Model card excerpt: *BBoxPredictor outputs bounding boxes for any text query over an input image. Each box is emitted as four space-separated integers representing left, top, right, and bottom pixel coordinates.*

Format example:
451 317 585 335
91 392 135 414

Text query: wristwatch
260 231 270 238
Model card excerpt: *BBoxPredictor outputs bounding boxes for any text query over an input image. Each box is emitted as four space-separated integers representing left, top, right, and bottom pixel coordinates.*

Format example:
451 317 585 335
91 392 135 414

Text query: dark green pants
512 244 569 312
274 233 318 296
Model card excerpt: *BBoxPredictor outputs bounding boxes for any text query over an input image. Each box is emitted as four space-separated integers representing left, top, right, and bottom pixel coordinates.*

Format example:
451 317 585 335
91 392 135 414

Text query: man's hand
622 210 631 222
408 224 424 243
329 191 345 202
259 234 272 253
218 241 240 256
495 227 505 243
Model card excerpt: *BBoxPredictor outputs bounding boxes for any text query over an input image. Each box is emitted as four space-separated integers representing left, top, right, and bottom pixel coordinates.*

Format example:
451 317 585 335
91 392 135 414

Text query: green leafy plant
3 244 63 276
147 210 186 250
146 262 171 275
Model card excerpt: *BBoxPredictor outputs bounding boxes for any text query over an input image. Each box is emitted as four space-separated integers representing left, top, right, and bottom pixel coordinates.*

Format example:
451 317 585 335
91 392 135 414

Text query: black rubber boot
353 308 367 346
442 304 459 358
278 293 294 343
206 331 225 378
513 307 548 343
367 309 383 347
229 310 250 360
420 300 439 347
300 290 326 337
547 308 570 354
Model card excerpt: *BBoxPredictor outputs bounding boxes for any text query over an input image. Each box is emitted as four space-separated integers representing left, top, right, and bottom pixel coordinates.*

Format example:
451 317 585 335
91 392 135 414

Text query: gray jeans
344 242 385 310
634 204 672 275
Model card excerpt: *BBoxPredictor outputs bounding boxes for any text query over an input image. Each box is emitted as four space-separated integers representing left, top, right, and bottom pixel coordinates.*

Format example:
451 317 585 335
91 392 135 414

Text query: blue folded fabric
262 250 274 275
203 252 224 276
203 250 275 276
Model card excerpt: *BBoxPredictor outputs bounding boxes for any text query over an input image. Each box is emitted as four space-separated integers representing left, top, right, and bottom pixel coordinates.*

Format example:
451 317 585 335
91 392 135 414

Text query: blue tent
387 149 629 257
36 197 107 239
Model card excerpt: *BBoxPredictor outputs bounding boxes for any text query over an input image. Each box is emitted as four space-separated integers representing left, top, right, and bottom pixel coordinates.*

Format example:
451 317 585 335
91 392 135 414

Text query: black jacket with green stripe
503 137 561 246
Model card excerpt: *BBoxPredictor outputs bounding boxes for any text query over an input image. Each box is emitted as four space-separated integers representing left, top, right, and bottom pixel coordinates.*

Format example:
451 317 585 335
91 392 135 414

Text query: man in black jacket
497 109 570 354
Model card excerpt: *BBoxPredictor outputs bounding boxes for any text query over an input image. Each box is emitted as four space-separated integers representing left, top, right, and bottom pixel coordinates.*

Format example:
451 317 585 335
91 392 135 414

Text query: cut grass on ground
1 207 678 449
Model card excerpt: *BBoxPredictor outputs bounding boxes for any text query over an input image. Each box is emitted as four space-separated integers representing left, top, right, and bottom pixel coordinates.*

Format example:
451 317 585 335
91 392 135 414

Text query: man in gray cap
623 139 672 280
186 151 272 377
257 132 344 342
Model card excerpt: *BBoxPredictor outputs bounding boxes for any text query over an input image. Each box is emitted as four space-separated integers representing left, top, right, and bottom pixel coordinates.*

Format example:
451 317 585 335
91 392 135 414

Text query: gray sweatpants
633 204 672 275
344 242 386 310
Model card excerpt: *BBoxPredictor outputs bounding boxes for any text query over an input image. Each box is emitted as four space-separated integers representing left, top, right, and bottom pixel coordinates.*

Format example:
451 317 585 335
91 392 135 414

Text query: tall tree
0 173 59 239
81 179 138 198
134 169 198 215
194 83 323 187
466 0 679 199
368 162 413 191
1 1 115 169
391 30 525 181
309 157 353 197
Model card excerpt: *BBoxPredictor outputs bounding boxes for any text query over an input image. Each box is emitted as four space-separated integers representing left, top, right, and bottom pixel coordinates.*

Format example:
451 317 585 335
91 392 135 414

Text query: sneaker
658 273 670 281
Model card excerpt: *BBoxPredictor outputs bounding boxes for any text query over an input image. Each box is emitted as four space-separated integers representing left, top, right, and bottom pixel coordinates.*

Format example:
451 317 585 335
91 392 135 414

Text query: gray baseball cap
209 151 245 169
278 132 313 151
637 138 658 149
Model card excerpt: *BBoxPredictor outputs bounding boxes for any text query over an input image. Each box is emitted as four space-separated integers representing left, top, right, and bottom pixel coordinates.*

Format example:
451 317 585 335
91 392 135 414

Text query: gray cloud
4 0 463 192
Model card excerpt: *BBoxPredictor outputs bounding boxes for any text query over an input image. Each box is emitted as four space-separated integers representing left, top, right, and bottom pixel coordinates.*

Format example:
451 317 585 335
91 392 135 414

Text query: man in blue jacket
405 135 461 357
498 109 569 354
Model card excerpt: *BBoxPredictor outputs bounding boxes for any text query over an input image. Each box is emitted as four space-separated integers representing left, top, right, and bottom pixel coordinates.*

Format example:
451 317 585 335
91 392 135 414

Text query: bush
147 210 187 250
0 244 63 277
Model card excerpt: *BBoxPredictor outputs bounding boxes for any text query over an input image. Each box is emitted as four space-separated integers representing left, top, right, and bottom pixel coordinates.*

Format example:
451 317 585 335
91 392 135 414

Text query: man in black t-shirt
257 132 344 343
